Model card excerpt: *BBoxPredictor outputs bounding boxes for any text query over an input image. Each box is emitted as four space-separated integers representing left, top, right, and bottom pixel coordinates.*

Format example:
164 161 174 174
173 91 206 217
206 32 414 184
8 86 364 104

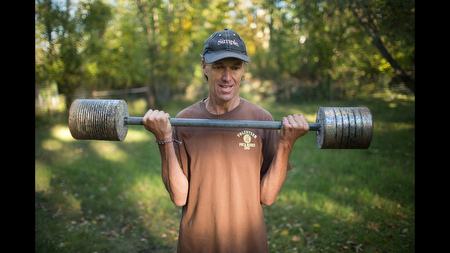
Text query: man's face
203 58 245 103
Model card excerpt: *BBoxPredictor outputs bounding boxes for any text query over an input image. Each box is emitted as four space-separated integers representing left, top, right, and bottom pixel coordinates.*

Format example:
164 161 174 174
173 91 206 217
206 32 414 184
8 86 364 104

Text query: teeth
219 84 233 92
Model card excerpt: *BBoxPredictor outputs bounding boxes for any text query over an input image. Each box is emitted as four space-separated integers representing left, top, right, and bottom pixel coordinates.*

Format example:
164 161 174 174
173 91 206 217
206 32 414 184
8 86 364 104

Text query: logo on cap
217 39 240 47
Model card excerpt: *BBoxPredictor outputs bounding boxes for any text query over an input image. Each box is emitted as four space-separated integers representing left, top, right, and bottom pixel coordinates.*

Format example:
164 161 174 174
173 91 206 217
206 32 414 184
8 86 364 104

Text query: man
143 29 309 252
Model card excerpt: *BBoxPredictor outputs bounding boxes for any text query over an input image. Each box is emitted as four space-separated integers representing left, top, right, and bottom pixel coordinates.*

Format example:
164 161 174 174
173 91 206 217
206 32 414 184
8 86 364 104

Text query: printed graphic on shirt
237 130 257 150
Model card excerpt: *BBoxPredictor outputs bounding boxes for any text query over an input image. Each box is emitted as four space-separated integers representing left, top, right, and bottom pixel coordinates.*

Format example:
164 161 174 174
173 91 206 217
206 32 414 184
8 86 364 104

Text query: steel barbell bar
124 117 320 131
68 99 373 149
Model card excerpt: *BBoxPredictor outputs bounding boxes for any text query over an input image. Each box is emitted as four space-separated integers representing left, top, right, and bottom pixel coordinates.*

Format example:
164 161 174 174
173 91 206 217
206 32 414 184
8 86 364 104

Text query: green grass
35 94 414 252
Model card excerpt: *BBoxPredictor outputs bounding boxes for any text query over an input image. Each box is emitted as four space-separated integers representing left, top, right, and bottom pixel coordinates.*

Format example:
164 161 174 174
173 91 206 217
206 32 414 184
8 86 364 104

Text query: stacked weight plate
316 107 373 149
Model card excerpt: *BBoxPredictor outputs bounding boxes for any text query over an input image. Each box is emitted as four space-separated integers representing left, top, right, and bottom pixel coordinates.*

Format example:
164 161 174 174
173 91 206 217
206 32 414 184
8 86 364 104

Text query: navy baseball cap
202 29 250 63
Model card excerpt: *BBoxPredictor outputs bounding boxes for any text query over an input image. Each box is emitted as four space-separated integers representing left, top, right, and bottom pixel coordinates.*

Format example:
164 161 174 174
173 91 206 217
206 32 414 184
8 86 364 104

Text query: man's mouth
219 85 234 93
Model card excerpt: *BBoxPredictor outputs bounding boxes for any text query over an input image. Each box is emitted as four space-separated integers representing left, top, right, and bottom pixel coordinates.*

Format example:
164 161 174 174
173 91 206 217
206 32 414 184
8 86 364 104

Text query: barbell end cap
356 107 373 149
68 99 129 141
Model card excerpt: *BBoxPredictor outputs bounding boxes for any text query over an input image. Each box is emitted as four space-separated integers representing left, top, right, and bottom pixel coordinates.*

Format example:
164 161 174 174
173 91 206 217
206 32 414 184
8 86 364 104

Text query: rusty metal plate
68 99 129 141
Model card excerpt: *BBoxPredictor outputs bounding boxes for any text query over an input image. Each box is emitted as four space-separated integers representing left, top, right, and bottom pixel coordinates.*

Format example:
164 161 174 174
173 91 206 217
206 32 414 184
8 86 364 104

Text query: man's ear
202 58 207 69
202 58 208 81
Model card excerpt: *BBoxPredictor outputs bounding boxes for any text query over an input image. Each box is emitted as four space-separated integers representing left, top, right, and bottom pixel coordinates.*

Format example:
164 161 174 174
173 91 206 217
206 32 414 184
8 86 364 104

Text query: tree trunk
136 0 162 106
370 37 415 94
145 81 156 109
349 0 415 94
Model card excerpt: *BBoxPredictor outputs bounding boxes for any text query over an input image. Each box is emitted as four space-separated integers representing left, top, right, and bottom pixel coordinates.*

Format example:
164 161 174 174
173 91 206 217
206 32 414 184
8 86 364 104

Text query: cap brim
204 50 250 63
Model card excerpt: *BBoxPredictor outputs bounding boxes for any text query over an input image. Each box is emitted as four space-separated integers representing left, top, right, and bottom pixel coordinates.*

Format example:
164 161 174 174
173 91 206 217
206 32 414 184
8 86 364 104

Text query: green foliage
35 0 414 105
35 95 414 252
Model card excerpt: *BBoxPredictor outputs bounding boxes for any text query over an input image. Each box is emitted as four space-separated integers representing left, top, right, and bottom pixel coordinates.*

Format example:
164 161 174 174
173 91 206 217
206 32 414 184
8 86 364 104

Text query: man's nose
222 68 232 82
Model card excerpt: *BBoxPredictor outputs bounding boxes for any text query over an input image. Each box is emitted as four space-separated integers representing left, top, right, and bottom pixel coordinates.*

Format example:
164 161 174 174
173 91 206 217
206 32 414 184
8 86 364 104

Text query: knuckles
143 110 171 129
282 114 309 138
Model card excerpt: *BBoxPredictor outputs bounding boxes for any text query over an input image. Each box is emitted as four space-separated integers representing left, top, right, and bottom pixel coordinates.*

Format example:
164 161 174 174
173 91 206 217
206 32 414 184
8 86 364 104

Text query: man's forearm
158 144 189 207
260 141 292 206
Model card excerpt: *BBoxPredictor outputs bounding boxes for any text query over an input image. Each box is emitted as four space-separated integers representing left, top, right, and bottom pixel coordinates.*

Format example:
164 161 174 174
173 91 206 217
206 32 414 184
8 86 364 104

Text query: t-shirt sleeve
172 126 190 180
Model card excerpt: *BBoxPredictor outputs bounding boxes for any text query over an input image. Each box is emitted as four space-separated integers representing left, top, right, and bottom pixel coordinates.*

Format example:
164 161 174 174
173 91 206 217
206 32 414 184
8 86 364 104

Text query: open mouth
219 85 234 93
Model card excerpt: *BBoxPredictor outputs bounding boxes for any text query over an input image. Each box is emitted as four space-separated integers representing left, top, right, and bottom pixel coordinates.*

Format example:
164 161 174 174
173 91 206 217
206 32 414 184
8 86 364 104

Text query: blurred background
35 0 414 252
35 0 414 116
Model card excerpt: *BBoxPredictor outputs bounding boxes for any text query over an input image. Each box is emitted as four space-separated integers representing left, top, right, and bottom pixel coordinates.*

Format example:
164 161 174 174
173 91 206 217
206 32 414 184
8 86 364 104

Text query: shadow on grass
262 95 414 252
35 95 414 252
35 99 182 252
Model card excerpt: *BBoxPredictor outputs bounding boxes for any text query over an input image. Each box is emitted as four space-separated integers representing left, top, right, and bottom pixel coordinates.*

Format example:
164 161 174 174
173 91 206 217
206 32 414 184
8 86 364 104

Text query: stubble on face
203 58 245 110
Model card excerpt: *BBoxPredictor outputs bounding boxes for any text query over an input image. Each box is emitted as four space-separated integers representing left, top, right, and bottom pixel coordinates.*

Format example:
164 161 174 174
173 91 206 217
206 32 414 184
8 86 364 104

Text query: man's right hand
143 109 173 141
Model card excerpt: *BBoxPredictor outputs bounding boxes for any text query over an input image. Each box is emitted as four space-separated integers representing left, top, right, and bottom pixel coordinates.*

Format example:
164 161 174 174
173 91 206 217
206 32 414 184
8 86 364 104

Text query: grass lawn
35 94 415 252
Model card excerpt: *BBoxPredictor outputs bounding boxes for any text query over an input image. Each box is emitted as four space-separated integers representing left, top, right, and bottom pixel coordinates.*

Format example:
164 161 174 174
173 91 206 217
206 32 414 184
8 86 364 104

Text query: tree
36 0 114 108
36 0 82 109
347 0 415 94
246 0 414 100
36 0 414 110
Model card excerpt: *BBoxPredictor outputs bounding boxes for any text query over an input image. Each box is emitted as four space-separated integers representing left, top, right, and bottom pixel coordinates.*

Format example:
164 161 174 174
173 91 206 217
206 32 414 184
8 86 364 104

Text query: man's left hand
280 113 309 146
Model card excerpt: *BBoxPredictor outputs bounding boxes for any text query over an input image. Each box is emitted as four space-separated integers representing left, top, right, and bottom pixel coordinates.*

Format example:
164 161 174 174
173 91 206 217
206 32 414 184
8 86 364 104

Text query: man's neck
205 96 241 115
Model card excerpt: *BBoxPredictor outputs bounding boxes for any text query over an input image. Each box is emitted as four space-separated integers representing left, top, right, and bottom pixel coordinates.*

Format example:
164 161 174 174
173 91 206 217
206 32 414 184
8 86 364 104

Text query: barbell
68 99 373 149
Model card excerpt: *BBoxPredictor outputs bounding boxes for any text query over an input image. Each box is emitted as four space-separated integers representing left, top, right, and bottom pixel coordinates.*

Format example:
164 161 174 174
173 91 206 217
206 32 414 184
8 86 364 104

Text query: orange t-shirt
173 98 291 253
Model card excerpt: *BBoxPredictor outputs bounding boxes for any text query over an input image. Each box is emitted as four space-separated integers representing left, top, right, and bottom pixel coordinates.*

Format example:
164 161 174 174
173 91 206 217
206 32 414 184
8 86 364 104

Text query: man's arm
143 110 188 207
260 114 309 206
